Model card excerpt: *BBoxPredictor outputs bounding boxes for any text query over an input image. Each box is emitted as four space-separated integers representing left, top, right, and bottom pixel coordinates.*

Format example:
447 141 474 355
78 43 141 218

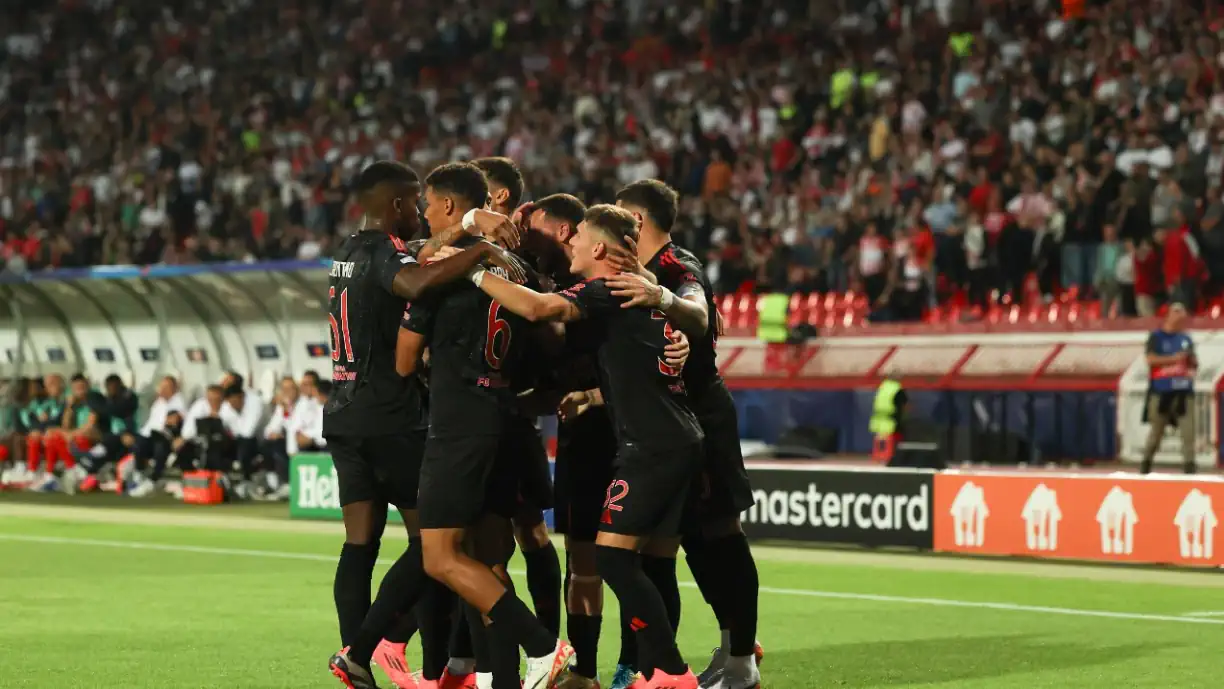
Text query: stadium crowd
1 0 1223 326
0 369 326 498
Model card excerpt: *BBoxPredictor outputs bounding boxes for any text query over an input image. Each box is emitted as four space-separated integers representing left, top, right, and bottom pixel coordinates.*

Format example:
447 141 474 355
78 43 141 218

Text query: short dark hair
70 373 88 384
224 385 244 399
315 380 333 396
301 370 320 384
425 162 489 212
356 160 420 193
225 371 245 390
473 157 524 209
584 204 639 249
615 179 679 233
104 374 123 387
534 193 586 227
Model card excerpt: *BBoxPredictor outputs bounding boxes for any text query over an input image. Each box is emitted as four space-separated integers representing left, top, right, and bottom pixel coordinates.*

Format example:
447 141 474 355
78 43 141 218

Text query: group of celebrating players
322 156 762 689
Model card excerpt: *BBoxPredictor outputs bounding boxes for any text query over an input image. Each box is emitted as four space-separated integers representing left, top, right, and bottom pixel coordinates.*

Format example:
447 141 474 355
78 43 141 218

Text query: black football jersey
558 277 702 452
323 231 428 436
403 235 538 437
644 242 726 410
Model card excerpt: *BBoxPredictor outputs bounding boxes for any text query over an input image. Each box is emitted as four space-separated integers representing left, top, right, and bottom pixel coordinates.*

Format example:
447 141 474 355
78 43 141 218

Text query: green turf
0 511 1221 688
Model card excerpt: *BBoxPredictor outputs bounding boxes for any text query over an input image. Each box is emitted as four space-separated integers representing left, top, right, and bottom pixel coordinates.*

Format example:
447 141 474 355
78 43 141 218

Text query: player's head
157 375 178 400
315 380 333 403
279 376 299 404
530 193 586 249
423 162 489 237
224 384 245 410
615 179 679 235
301 370 320 387
104 374 124 397
44 373 64 398
1167 302 1188 331
69 373 89 399
205 384 224 409
569 204 639 277
473 157 524 215
356 160 423 240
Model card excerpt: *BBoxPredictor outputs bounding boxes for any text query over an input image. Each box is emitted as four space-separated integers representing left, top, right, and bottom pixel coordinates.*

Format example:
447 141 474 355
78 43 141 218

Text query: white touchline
1185 612 1224 617
2 533 1222 627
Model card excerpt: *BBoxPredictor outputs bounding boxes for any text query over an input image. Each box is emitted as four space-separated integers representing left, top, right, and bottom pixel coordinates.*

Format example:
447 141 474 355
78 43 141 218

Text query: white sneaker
29 473 58 492
23 471 46 491
166 481 184 499
271 484 291 501
128 476 156 498
714 656 760 689
523 641 575 689
62 466 86 495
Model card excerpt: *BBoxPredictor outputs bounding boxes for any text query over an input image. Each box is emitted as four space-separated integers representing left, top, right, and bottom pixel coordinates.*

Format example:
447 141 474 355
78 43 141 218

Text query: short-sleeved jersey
559 277 702 452
645 242 725 410
323 231 428 436
404 235 538 438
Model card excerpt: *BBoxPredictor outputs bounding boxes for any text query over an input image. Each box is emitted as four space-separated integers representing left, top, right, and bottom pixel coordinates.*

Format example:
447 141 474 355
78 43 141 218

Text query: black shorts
553 410 617 542
419 433 500 529
326 432 426 509
502 416 553 515
692 387 755 521
600 442 702 539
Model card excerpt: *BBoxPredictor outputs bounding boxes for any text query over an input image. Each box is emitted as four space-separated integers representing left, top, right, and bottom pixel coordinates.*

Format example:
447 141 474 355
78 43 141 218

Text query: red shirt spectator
1162 224 1204 290
1135 246 1162 299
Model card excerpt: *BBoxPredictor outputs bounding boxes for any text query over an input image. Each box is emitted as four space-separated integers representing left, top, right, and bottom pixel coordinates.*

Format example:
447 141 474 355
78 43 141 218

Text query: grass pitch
0 498 1221 688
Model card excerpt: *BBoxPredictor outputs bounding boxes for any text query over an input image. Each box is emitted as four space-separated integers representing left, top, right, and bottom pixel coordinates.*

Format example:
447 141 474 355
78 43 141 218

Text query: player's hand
510 202 536 231
557 391 595 422
425 245 464 262
604 234 643 274
483 243 528 284
606 272 664 308
664 329 690 370
472 209 522 249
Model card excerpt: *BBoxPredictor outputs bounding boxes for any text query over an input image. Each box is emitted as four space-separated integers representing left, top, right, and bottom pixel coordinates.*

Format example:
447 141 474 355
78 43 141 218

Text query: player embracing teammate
322 161 760 689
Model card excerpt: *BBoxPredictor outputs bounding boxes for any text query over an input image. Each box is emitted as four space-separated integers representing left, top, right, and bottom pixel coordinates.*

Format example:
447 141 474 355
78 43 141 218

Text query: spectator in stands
295 381 329 454
1141 304 1198 475
178 385 225 472
221 385 265 497
1095 225 1123 319
1115 240 1137 318
260 376 300 498
1162 208 1206 312
128 376 186 497
1134 239 1162 317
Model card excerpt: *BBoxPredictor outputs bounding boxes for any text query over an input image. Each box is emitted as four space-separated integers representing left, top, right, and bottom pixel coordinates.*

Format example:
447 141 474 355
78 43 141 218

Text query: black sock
334 542 380 647
449 599 474 660
486 591 557 658
384 607 420 644
641 555 681 634
595 545 685 677
714 533 759 657
463 604 494 673
568 613 602 679
524 542 562 636
348 538 428 666
617 602 637 669
487 618 522 689
416 578 455 680
683 536 729 630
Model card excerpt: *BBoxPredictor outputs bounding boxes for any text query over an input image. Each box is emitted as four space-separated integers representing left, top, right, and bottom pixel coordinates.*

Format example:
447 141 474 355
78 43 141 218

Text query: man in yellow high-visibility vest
868 378 907 462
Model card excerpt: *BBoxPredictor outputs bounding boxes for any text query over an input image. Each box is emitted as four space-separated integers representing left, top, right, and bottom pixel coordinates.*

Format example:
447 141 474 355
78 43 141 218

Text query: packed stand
1 0 1222 324
0 370 328 499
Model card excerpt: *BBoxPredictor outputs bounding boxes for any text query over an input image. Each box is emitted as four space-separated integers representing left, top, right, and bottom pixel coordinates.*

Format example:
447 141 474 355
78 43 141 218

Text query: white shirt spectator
140 393 186 436
286 397 323 454
263 400 296 440
222 395 265 439
182 398 219 440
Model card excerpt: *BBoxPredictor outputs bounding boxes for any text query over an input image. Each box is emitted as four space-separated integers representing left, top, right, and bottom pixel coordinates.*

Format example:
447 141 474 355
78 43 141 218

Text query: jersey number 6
328 286 355 363
485 301 512 370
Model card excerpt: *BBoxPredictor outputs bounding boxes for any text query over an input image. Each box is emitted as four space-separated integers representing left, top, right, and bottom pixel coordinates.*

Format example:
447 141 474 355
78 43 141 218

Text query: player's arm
377 242 499 301
415 210 522 260
469 269 583 323
396 329 426 376
603 272 708 338
1145 333 1188 367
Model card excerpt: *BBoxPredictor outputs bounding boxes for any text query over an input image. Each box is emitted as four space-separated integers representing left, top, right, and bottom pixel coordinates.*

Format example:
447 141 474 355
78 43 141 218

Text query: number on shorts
485 301 512 369
604 479 629 514
329 287 355 363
